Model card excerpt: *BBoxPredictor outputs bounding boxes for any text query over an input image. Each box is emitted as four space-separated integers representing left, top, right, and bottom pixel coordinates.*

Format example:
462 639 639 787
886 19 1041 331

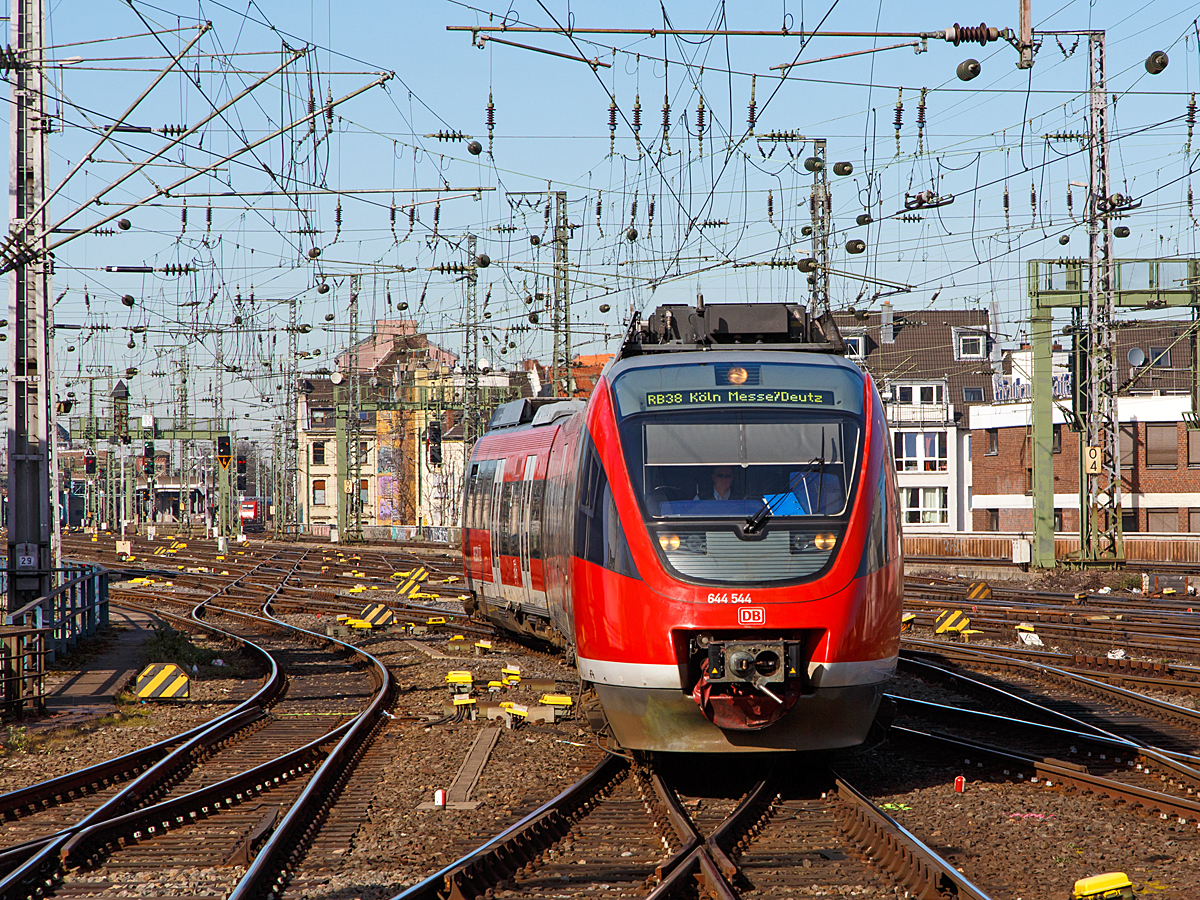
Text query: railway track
0 543 397 900
396 754 994 900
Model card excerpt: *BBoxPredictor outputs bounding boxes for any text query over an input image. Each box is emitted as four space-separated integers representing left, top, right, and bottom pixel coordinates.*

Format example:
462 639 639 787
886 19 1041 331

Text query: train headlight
814 533 838 551
726 365 749 385
659 533 681 551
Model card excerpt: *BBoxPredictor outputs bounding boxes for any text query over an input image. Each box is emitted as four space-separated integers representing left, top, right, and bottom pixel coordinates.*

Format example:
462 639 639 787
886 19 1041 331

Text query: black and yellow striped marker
360 603 396 627
135 663 190 699
935 610 970 634
966 581 992 600
395 566 429 599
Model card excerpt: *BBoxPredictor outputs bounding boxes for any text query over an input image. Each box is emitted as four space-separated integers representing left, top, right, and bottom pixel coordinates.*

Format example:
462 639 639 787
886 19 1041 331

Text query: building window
962 387 984 403
311 409 330 426
1119 424 1136 468
958 333 985 359
1190 430 1200 467
919 384 944 404
1189 509 1200 533
1025 467 1033 495
1146 424 1178 467
1053 423 1062 454
359 440 369 461
897 386 912 403
312 442 326 465
1149 347 1171 367
985 428 999 455
1147 509 1178 532
312 479 327 506
987 509 999 532
1122 511 1138 534
894 432 948 472
844 335 864 357
359 478 370 505
902 486 948 525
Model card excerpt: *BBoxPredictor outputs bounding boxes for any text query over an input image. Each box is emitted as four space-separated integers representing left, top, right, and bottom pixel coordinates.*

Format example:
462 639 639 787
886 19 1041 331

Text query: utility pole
808 139 830 316
1082 31 1122 564
7 0 56 611
550 191 573 396
344 276 364 542
463 234 481 448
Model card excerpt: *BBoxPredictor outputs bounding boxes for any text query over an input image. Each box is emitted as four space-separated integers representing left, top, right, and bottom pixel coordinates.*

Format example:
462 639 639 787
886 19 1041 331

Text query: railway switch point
135 663 191 700
900 613 916 632
474 640 492 655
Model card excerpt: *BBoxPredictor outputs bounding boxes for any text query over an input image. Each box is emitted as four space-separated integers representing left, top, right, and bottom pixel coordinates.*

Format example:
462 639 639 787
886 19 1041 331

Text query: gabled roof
833 306 993 408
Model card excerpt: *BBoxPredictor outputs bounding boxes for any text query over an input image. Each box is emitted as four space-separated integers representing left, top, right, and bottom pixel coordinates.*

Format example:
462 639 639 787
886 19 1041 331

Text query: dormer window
844 334 864 358
956 332 985 359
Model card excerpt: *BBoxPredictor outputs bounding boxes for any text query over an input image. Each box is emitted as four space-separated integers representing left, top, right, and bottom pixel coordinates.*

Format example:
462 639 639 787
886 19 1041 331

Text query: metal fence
905 533 1200 565
2 564 110 719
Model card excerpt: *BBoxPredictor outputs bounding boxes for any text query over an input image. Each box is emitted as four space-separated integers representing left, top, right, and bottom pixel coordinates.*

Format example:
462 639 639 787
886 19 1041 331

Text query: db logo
738 606 766 625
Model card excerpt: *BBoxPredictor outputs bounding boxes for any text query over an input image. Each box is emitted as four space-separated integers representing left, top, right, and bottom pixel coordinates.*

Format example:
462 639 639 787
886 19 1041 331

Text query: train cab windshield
611 358 866 586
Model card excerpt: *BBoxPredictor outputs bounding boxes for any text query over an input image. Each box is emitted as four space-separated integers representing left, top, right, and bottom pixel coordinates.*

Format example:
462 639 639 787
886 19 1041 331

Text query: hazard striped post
135 663 190 699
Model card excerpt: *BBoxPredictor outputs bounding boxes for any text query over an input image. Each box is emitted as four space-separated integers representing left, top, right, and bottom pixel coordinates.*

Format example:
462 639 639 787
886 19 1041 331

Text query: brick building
970 320 1200 534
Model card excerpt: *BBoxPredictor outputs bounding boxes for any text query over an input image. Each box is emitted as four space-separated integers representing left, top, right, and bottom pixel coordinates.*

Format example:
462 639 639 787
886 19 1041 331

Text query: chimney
881 300 894 344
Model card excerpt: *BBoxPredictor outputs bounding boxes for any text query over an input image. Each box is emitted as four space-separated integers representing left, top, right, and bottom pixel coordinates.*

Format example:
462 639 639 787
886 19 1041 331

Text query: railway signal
142 442 155 475
84 452 96 475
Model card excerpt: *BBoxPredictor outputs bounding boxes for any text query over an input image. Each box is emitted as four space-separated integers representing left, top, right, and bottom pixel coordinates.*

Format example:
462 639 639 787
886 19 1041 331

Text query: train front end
571 303 903 753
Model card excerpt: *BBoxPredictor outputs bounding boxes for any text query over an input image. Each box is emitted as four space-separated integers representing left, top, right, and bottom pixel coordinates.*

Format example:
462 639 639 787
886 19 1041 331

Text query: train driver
698 466 737 501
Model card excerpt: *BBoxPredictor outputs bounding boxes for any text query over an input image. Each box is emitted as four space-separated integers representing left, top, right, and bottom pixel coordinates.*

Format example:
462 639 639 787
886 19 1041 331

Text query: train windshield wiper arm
743 502 772 534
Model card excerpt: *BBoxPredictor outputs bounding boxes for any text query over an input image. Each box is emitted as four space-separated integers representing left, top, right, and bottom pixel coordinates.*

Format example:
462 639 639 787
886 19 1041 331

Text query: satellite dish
1127 347 1146 367
331 372 345 385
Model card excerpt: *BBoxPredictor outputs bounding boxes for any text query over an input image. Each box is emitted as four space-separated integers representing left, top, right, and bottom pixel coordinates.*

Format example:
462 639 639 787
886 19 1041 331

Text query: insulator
205 203 212 232
486 92 495 153
159 125 186 136
596 191 603 237
609 96 617 155
767 190 774 226
747 74 756 135
432 201 440 238
325 87 334 128
696 95 706 155
894 88 903 155
1187 94 1196 155
647 194 655 234
916 87 927 154
630 191 638 225
946 23 1000 46
407 206 415 239
180 205 187 233
1189 183 1194 221
662 94 671 150
389 202 397 241
334 199 342 241
1030 182 1037 222
1067 185 1074 216
1003 184 1010 228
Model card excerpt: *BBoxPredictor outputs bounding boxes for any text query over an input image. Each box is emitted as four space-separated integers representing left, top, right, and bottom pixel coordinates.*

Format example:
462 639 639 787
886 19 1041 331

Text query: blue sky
14 0 1200 431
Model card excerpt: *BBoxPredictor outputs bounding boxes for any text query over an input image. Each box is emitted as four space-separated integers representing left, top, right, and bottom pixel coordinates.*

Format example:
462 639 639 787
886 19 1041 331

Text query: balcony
885 402 956 426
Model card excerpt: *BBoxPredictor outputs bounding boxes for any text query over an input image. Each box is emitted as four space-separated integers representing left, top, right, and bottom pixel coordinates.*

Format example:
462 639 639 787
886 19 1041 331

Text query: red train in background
462 301 903 753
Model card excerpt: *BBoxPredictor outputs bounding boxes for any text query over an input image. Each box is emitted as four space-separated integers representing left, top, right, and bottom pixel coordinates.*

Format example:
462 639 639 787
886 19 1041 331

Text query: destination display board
645 388 834 408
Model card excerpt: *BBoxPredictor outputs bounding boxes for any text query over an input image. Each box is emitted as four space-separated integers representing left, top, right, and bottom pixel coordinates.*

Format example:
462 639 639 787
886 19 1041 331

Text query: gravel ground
845 737 1200 899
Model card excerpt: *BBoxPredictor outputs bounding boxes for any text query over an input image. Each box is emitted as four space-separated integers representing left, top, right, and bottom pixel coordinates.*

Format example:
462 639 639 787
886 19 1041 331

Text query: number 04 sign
1083 446 1103 475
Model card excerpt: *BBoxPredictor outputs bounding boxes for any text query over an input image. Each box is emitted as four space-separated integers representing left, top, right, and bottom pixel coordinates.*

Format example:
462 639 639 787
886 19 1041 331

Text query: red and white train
462 302 903 753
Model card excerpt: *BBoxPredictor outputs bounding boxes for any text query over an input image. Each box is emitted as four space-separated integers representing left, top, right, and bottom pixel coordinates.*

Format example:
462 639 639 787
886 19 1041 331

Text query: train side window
576 435 640 578
479 460 497 530
466 463 479 528
529 481 545 560
499 481 516 557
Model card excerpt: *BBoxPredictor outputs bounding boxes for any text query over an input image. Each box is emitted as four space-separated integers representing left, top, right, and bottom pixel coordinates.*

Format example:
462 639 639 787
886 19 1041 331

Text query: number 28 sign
1083 446 1103 475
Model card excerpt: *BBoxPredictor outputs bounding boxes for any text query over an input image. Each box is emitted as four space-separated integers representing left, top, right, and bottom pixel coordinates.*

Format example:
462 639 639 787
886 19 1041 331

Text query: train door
519 455 538 609
489 458 506 598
